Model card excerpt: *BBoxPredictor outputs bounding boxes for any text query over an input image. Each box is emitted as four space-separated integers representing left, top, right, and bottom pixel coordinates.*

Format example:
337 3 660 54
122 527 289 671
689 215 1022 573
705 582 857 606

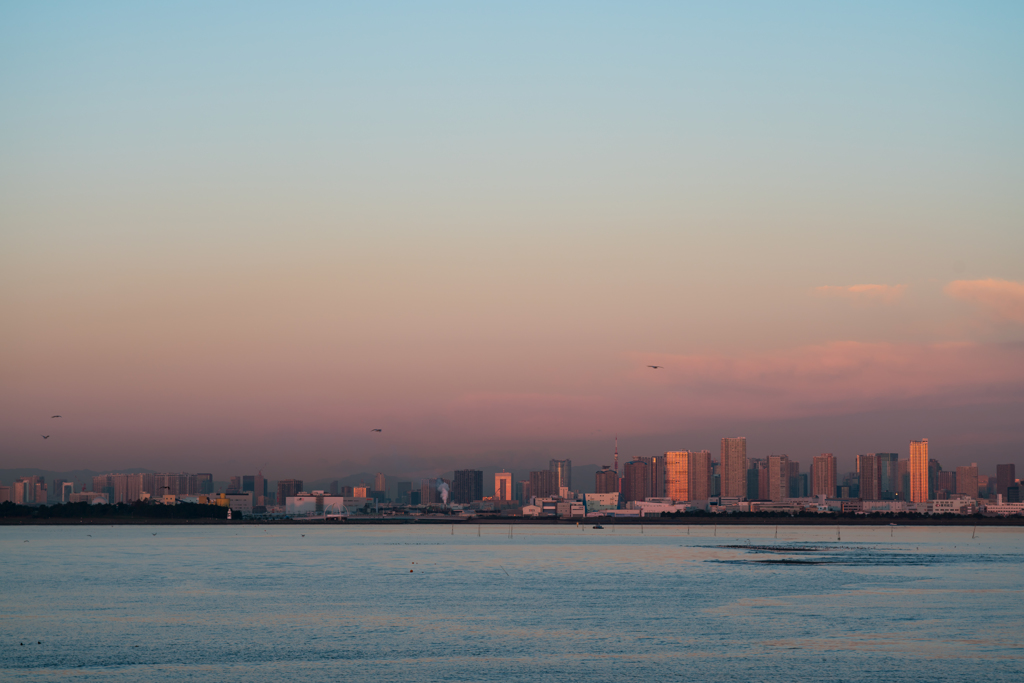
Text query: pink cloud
815 284 906 303
633 340 1024 423
432 341 1024 439
945 278 1024 323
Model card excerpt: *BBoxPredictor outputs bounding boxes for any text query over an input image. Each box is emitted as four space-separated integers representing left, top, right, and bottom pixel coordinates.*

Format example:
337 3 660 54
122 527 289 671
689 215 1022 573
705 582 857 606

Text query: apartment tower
720 437 747 498
812 453 836 498
909 439 929 503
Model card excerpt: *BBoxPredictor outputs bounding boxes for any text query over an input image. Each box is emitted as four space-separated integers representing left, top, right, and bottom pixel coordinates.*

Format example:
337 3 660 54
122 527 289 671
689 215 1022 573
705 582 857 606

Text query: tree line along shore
2 502 1022 526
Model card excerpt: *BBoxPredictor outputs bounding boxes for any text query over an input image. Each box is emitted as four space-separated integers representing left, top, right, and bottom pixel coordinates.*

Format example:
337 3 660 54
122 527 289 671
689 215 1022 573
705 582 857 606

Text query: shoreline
2 516 1022 527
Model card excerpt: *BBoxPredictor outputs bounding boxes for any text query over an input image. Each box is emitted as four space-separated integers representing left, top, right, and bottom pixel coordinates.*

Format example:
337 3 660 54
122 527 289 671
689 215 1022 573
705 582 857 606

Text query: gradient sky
2 2 1023 481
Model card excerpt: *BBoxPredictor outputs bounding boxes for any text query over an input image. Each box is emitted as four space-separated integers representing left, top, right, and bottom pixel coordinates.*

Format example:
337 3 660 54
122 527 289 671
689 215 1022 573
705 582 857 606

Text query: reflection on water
1 524 1022 681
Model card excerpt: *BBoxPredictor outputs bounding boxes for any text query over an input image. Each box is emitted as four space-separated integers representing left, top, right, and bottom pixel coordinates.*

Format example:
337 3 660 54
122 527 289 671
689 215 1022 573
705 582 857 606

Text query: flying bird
647 365 664 369
371 428 382 432
51 415 62 418
41 435 50 439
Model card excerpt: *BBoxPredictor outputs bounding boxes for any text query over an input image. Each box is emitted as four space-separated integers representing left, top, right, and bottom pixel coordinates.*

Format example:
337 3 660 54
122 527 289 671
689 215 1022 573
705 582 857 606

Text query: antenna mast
614 436 619 473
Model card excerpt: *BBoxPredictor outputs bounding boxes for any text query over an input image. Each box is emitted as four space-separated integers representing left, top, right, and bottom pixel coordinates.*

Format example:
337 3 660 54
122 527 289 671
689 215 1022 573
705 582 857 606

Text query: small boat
592 524 604 529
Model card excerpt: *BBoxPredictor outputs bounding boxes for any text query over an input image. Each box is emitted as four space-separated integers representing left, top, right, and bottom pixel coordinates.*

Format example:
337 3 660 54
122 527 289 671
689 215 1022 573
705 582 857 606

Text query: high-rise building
747 458 768 500
329 480 340 496
13 476 46 505
956 464 979 498
242 475 255 494
786 460 802 497
935 470 957 498
639 456 666 498
897 459 910 500
374 472 386 493
665 451 690 501
857 454 881 501
873 454 899 499
977 475 991 498
929 459 942 499
228 476 242 493
254 471 266 505
910 439 929 503
515 480 532 504
494 472 512 501
195 473 214 494
529 470 558 499
277 479 303 502
665 451 712 501
549 459 572 492
622 460 649 503
595 466 619 494
996 464 1016 499
453 470 483 504
397 481 412 504
767 455 790 501
420 478 439 505
812 454 836 498
720 437 747 498
690 450 711 501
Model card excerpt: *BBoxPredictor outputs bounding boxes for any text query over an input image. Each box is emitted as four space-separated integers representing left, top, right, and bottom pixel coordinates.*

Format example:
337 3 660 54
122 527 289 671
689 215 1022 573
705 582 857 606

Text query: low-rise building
556 501 585 518
983 501 1024 516
69 492 108 504
584 492 620 514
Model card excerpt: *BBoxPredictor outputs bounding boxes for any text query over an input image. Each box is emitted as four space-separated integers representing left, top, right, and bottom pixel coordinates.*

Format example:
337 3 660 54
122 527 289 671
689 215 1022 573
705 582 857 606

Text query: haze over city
2 2 1023 482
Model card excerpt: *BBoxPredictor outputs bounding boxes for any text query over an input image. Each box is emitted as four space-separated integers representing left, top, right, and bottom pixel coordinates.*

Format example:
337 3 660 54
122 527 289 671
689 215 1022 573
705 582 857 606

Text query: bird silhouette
51 415 61 418
371 428 382 432
647 365 664 369
41 435 50 439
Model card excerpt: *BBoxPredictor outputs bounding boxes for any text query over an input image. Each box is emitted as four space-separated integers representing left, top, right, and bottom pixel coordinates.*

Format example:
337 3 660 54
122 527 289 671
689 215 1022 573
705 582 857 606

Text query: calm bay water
2 523 1022 681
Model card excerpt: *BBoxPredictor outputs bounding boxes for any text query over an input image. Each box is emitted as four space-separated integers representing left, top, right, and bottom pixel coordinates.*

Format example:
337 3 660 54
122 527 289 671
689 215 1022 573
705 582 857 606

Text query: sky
2 2 1023 482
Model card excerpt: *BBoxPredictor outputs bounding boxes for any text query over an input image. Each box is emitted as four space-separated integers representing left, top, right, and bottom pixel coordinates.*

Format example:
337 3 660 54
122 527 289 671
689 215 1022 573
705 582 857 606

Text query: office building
453 470 483 504
767 455 790 502
277 479 303 502
956 464 979 498
595 466 618 494
374 472 386 493
397 481 412 504
420 478 439 505
935 470 957 498
812 454 836 498
720 437 747 498
666 450 711 501
996 464 1016 499
549 459 572 492
747 458 768 500
515 480 532 504
529 470 558 499
637 456 666 498
874 454 899 499
622 460 649 503
494 472 512 501
896 459 910 500
857 454 881 501
910 439 929 503
665 451 690 501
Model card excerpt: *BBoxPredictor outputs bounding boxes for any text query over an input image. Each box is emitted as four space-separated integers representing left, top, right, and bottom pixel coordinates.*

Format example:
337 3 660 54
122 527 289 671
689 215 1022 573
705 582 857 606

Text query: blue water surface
1 523 1022 681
